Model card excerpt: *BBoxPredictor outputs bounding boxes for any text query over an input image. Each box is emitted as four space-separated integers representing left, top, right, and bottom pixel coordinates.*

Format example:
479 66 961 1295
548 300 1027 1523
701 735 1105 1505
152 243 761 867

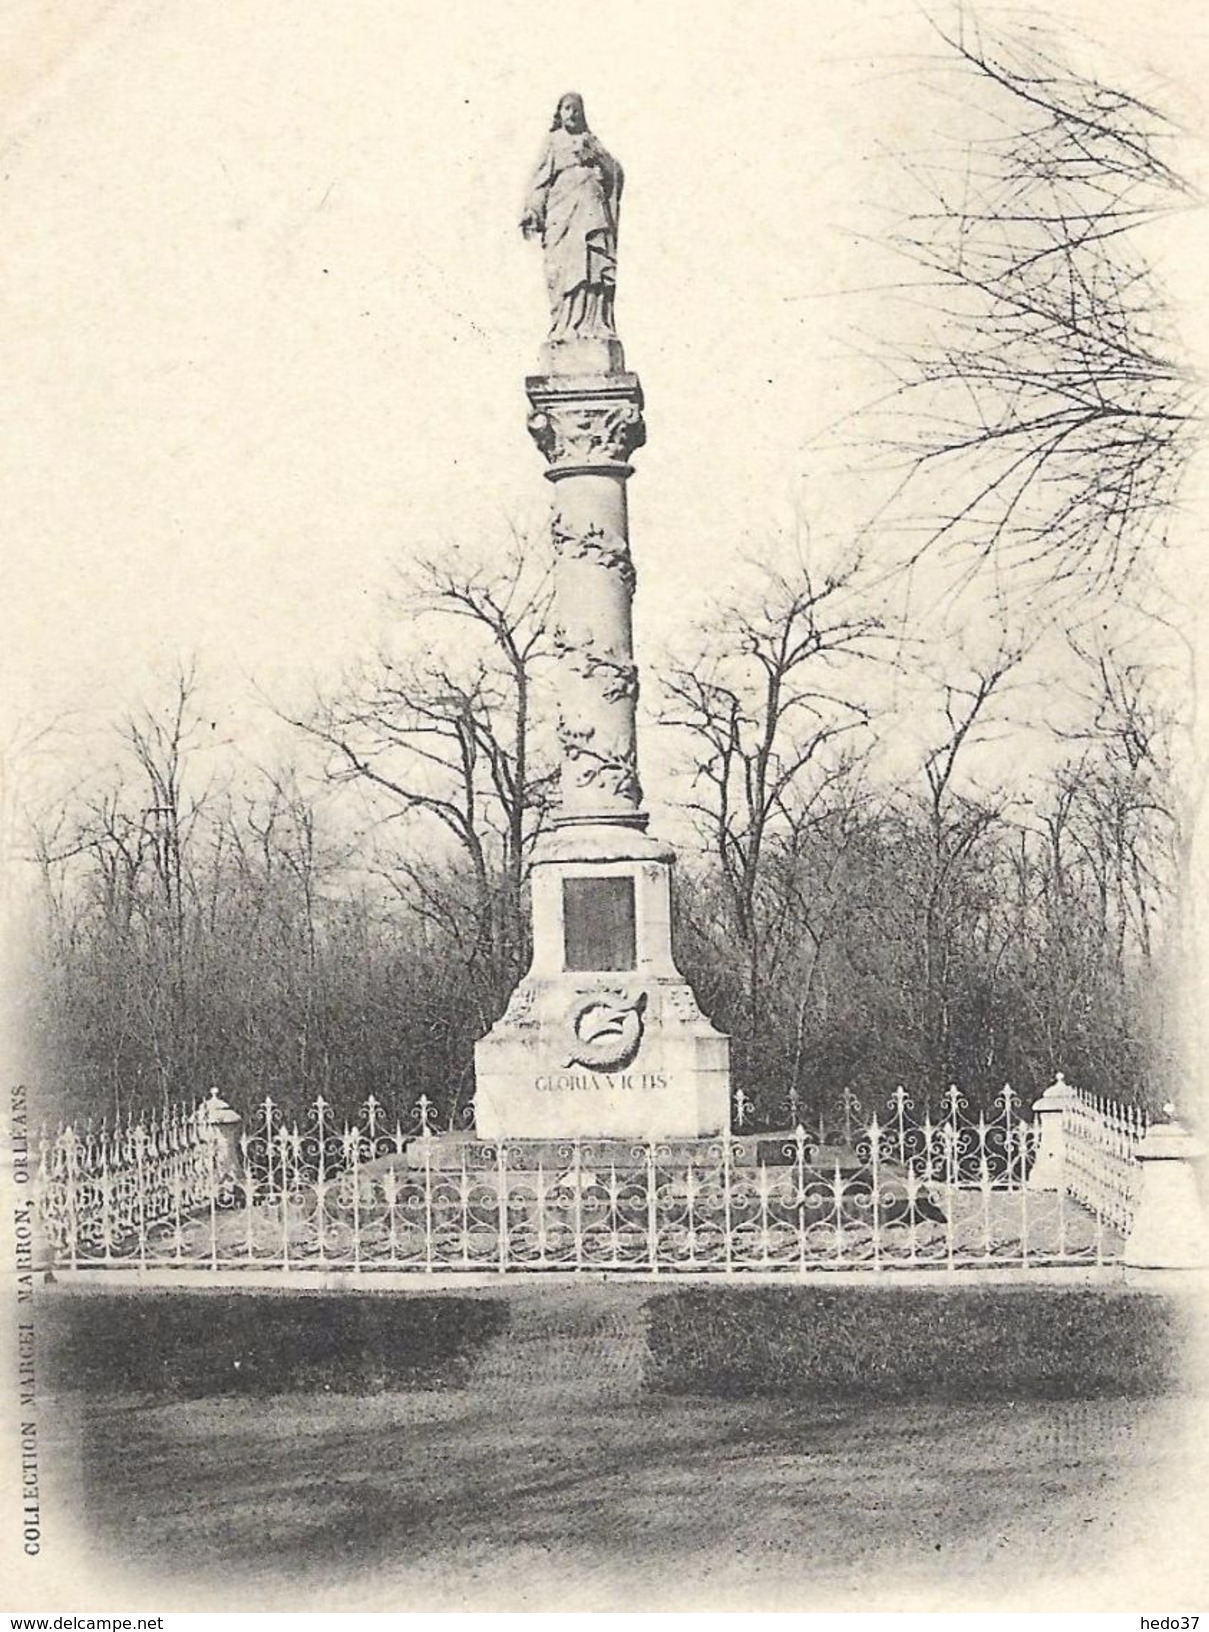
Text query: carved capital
525 374 645 472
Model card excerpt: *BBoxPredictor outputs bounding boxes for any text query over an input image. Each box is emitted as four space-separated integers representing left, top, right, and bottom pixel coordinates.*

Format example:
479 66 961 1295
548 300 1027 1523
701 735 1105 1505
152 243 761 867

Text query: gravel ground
38 1284 1209 1611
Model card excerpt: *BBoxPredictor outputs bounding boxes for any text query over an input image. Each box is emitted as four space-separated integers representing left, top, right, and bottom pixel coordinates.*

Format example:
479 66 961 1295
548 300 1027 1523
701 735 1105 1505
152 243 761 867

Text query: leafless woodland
19 11 1198 1131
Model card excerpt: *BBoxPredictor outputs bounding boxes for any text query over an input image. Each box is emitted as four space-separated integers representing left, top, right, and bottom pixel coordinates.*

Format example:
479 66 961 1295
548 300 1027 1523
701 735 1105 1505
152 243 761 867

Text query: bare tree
905 650 1022 1088
29 665 219 1116
660 549 885 1111
1062 634 1179 960
871 6 1195 600
1031 628 1180 1100
300 536 556 1021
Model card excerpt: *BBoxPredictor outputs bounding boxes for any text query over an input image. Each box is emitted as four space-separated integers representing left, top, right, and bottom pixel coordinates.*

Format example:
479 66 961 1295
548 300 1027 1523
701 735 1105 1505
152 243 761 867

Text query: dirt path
35 1284 1209 1611
465 1285 649 1404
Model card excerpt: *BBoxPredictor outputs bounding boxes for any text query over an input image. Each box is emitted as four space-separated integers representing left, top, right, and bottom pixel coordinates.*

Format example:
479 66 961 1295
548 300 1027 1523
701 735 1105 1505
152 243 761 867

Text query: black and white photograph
3 0 1209 1615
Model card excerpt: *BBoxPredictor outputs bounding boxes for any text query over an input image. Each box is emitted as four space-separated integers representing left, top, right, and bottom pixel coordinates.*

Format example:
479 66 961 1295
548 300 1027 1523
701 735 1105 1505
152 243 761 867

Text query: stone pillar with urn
472 93 731 1141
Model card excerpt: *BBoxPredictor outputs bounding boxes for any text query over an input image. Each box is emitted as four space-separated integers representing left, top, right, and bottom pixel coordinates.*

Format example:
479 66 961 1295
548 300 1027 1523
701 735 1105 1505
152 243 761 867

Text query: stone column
471 107 731 1144
472 360 731 1142
526 372 647 828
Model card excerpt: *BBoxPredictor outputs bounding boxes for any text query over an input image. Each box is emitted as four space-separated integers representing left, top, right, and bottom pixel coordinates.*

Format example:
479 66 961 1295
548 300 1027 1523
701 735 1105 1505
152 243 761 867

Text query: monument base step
368 1130 828 1172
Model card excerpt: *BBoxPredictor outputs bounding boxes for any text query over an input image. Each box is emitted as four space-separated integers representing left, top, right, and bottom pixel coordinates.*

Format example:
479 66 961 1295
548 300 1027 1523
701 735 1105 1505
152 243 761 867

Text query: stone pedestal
1123 1119 1208 1270
198 1091 243 1189
1025 1073 1076 1192
474 826 730 1141
472 360 731 1141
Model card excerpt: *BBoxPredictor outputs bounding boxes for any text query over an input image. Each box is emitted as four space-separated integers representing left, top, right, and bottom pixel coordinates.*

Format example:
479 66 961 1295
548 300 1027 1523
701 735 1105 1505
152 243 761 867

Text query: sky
3 0 1208 834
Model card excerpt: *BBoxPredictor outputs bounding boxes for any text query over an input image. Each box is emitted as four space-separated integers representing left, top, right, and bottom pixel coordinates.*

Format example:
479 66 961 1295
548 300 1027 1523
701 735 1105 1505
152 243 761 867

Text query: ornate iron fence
1062 1089 1147 1236
32 1080 1146 1275
34 1098 220 1269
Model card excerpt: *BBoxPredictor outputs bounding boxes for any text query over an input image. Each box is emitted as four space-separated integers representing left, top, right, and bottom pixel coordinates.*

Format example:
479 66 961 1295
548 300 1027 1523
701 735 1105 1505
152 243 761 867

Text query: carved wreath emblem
564 988 647 1071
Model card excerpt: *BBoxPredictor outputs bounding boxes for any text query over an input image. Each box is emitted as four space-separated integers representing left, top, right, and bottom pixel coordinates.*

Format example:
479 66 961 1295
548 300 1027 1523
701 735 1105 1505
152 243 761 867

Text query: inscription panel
562 876 636 971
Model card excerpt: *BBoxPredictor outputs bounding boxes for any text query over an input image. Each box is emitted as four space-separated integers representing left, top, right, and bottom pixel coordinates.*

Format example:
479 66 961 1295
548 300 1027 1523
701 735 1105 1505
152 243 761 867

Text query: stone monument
472 93 731 1141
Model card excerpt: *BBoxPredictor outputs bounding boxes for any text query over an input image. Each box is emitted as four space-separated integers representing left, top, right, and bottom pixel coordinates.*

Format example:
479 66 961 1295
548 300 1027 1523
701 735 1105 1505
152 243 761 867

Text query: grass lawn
37 1281 1209 1611
646 1284 1193 1399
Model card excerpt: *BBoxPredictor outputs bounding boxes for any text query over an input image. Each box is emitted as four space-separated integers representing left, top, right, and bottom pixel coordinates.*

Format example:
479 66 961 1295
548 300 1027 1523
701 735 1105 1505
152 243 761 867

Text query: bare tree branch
866 5 1197 601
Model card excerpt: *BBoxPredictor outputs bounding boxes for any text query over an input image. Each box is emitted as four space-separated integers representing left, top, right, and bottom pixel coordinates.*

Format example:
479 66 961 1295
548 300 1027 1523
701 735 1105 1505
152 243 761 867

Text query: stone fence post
1123 1117 1207 1270
1026 1073 1076 1192
198 1091 243 1189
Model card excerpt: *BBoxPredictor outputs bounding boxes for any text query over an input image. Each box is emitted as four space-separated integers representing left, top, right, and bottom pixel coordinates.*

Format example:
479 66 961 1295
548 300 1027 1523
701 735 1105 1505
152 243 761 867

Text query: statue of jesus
521 93 623 345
